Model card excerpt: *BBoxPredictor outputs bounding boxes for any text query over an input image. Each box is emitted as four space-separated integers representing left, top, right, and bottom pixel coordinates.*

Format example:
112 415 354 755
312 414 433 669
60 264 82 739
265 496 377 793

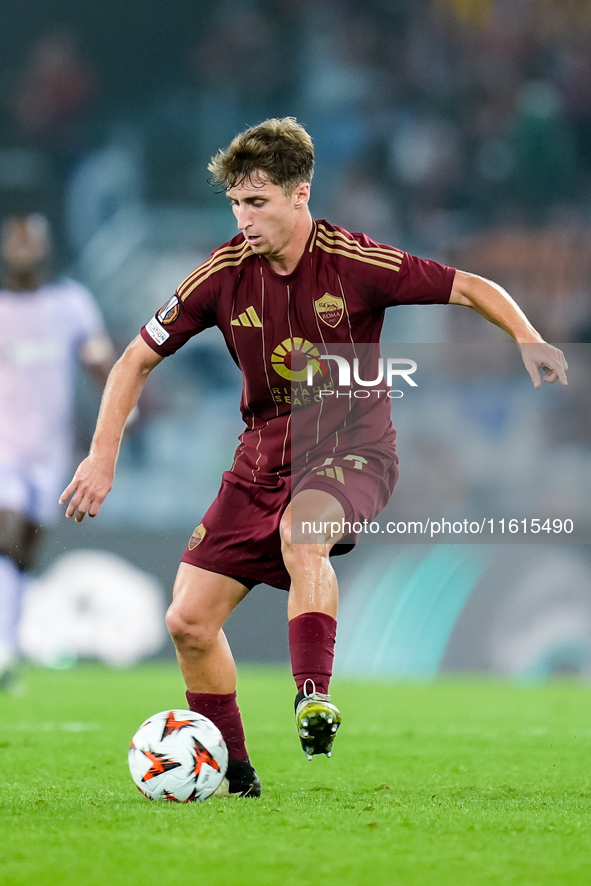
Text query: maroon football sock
185 690 248 762
288 611 337 695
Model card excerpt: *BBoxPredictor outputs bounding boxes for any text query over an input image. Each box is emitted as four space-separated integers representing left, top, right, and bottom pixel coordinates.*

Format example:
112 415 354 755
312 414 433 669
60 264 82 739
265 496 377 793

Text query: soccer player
0 214 114 689
60 118 567 797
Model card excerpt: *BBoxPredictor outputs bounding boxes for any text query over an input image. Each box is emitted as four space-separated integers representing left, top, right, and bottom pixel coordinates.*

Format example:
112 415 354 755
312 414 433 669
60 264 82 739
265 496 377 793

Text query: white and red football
128 709 228 802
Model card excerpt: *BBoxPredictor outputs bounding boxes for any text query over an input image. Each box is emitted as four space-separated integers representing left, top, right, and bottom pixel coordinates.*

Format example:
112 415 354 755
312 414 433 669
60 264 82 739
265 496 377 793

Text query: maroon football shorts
181 449 398 591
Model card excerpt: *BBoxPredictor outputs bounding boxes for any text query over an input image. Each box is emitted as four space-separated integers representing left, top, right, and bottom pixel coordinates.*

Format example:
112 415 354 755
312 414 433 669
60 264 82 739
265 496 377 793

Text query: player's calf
288 611 339 758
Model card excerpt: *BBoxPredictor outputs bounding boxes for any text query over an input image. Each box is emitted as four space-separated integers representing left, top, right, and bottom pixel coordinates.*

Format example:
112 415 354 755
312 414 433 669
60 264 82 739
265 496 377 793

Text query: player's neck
3 268 44 292
264 213 313 276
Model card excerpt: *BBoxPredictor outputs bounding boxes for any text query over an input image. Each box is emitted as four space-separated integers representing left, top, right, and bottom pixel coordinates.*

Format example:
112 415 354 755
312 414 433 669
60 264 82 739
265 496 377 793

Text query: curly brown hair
208 117 314 195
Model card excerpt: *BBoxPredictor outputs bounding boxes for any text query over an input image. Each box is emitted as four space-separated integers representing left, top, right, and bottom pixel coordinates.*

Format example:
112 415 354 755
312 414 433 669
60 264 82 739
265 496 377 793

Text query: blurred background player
60 118 567 797
0 213 114 689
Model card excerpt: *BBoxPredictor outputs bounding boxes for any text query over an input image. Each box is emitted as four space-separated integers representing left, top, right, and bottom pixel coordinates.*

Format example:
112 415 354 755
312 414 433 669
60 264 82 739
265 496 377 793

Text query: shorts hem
180 552 290 591
180 554 260 589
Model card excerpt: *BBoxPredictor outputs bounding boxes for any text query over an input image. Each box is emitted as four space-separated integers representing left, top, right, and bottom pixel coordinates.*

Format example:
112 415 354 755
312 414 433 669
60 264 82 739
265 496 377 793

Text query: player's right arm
59 335 164 522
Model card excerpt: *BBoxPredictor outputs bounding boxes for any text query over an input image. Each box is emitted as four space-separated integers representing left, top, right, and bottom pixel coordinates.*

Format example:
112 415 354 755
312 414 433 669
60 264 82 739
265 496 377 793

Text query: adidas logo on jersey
315 457 346 485
231 306 262 327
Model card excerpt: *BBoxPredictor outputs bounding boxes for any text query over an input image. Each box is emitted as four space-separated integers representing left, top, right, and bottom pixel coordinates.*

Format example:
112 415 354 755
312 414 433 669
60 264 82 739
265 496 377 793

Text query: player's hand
518 342 568 389
59 454 115 522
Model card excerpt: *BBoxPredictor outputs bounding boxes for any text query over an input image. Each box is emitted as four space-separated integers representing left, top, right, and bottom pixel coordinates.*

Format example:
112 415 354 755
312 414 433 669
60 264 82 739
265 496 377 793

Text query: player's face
1 215 51 272
227 174 310 259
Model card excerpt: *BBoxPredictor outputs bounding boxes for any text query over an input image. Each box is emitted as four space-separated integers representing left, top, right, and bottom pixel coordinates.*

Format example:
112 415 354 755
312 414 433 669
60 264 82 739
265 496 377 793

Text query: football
128 709 228 802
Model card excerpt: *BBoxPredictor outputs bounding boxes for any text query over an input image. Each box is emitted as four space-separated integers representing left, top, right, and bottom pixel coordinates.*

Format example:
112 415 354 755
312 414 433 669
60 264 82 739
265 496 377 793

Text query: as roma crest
188 522 206 550
315 293 344 328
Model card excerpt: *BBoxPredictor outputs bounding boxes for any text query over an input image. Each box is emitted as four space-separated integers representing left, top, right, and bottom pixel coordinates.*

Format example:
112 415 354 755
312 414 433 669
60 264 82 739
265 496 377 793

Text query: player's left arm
79 334 116 387
449 269 568 388
80 334 143 427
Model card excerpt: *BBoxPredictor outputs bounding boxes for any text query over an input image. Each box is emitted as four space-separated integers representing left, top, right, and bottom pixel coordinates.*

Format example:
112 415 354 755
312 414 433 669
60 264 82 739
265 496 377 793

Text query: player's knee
165 603 218 654
280 513 335 561
279 512 293 550
281 491 345 552
280 534 330 574
0 511 41 572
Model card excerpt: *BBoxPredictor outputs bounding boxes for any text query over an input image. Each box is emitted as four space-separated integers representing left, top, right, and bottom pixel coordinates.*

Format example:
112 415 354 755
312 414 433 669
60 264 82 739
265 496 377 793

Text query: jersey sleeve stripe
317 221 404 252
178 241 251 295
316 241 403 272
316 225 404 261
316 233 404 264
179 242 248 292
179 246 254 300
178 241 252 297
308 221 318 252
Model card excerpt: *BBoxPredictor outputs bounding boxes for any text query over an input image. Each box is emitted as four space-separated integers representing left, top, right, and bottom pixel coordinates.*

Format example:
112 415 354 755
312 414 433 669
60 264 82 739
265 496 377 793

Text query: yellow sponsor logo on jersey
315 293 344 328
271 338 324 382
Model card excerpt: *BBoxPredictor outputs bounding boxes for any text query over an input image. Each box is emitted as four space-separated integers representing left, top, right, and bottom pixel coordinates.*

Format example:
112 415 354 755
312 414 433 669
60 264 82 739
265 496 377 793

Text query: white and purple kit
0 279 108 663
0 279 107 522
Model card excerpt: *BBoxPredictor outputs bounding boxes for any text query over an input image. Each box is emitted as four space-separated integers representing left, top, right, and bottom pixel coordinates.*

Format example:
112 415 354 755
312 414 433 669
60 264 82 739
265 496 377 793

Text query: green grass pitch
1 664 591 886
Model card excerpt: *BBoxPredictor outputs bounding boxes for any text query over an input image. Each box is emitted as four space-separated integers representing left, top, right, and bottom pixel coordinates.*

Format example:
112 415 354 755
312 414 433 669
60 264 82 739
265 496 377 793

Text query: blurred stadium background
3 0 591 677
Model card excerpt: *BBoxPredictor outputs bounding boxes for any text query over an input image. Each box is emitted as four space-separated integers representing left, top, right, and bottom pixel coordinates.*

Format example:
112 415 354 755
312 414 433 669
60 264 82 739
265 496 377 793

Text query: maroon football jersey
140 220 455 481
